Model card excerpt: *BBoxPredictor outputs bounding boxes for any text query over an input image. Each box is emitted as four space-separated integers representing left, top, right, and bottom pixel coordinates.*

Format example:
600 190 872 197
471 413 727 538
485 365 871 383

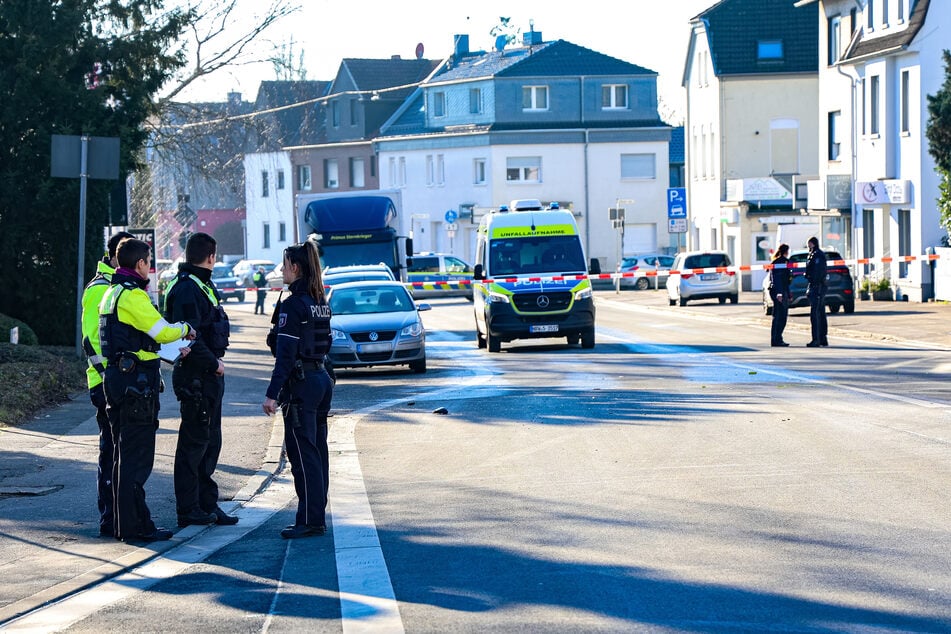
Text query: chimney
453 34 469 58
523 30 542 46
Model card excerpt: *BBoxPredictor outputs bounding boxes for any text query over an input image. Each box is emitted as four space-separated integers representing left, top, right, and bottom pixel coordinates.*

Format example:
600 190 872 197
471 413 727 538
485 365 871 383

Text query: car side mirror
588 258 601 275
473 263 485 280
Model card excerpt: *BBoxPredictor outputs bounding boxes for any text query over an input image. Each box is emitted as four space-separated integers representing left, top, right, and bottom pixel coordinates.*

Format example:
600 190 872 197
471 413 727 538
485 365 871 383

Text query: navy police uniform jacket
163 263 230 376
265 278 332 401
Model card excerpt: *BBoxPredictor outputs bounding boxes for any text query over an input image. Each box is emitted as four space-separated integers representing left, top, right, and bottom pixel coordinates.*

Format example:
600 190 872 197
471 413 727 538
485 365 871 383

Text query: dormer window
757 40 784 61
522 85 548 111
601 84 628 110
431 91 446 118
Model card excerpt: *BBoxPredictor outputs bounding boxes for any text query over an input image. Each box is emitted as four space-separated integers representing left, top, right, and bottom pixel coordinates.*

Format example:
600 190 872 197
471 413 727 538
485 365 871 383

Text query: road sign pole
74 136 89 358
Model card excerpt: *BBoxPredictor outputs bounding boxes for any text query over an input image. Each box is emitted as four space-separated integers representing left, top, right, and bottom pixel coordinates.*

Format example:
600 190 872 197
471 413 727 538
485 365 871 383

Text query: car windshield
330 286 414 315
489 235 586 276
325 272 392 286
211 264 233 279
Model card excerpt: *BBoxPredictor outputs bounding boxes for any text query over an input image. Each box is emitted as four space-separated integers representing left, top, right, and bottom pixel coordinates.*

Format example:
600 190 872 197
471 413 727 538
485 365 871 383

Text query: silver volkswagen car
327 281 431 373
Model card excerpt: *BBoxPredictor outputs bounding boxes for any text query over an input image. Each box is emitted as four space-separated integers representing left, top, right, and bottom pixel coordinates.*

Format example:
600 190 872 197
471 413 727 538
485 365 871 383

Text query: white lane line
1 475 297 633
328 352 495 634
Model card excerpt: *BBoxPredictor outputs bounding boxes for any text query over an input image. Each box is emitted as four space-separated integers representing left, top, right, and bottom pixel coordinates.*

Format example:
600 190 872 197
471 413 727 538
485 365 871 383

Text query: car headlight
574 287 592 301
486 291 511 304
331 328 347 341
401 322 423 337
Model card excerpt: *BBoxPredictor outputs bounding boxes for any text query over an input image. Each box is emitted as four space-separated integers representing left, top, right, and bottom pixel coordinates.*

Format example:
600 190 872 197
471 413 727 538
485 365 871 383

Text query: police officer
99 238 194 542
805 236 829 347
262 240 334 539
769 243 792 347
164 232 238 528
81 230 133 537
253 266 268 314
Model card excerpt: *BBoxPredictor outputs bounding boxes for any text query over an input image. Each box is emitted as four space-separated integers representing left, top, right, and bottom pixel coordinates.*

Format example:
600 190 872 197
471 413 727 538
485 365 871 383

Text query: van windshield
489 236 585 276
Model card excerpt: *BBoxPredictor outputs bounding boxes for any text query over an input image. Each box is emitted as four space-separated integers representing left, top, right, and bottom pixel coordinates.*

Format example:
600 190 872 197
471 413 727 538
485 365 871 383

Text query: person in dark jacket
253 266 268 314
163 233 238 528
805 236 829 347
262 240 334 539
769 243 792 347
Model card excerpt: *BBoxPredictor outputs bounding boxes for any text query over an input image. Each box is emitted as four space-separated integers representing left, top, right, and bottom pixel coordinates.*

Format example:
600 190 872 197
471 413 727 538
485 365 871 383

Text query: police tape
220 252 941 292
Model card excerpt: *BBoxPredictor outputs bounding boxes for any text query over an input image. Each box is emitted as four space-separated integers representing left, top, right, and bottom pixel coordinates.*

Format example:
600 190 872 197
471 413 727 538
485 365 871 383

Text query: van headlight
401 322 423 337
331 328 347 341
574 287 592 301
486 292 511 304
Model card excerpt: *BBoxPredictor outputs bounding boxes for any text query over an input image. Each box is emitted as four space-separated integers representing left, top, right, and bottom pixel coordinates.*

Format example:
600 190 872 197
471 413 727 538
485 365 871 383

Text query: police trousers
173 370 224 515
104 360 161 539
808 284 828 344
282 368 333 527
89 383 114 532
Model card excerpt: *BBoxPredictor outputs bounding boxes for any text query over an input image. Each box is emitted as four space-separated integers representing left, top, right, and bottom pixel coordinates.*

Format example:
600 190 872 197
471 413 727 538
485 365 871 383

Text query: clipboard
159 339 193 364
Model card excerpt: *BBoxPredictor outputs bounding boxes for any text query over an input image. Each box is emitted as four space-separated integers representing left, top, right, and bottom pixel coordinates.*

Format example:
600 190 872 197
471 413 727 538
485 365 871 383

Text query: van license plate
530 325 559 333
700 273 718 281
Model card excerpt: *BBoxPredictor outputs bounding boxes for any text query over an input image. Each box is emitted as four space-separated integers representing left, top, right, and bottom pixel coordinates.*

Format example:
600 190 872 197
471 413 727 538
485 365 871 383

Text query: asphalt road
1 290 949 632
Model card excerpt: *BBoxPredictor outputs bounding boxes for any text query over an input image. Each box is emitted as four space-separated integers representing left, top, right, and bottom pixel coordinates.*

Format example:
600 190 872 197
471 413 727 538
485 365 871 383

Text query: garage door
625 224 657 254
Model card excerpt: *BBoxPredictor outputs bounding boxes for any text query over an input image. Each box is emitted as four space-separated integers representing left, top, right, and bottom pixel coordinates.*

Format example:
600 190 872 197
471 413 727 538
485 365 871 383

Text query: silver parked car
323 264 395 287
327 281 430 373
619 253 675 290
666 250 739 306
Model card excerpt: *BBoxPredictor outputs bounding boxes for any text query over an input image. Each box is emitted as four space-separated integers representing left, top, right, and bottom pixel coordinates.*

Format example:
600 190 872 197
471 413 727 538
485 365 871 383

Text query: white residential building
243 152 295 263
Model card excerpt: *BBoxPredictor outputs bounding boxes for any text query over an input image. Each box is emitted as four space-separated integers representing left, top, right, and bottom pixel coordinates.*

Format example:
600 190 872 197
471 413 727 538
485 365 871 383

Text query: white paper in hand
159 339 193 364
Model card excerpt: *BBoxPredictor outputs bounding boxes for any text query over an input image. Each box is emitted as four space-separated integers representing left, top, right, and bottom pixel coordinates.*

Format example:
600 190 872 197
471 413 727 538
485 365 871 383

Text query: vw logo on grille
369 331 379 341
536 295 550 308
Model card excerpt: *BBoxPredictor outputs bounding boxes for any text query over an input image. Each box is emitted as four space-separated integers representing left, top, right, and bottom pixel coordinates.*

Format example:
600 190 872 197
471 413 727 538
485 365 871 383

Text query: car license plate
358 342 391 353
530 324 559 333
700 273 718 281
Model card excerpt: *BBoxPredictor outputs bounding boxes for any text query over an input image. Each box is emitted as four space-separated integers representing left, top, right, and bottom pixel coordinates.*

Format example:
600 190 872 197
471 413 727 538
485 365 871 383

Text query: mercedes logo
369 331 379 341
536 295 550 308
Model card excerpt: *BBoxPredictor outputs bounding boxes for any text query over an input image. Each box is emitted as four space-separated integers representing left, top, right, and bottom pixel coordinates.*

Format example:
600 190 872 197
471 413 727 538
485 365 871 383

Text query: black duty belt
300 360 323 371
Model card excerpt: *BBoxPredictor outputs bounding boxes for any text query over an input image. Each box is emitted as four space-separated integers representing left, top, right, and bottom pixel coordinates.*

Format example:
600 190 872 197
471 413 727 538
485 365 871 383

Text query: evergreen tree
0 1 191 344
926 50 951 233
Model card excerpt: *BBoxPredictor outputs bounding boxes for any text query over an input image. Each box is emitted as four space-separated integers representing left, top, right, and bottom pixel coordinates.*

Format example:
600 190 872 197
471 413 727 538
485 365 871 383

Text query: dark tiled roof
669 126 685 163
498 40 657 77
340 58 440 100
433 40 655 84
698 0 818 76
253 80 330 148
843 0 930 62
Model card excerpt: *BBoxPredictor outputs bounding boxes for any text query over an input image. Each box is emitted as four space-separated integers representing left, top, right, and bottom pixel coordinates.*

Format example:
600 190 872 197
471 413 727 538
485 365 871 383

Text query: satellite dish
415 42 424 59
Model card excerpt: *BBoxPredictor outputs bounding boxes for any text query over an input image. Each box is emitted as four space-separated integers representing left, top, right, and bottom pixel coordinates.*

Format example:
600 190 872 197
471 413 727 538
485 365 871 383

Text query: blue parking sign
667 188 687 219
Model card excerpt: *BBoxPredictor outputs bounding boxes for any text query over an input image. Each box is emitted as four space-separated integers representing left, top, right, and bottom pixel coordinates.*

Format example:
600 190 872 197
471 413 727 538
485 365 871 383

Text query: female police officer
262 240 334 538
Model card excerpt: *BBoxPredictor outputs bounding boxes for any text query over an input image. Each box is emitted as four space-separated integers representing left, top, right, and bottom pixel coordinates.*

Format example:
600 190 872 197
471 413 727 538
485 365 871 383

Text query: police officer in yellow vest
163 232 237 528
99 238 194 542
81 231 133 537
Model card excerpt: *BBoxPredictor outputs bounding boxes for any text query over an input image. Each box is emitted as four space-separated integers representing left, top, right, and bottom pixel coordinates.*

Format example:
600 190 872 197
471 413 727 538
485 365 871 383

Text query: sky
177 0 714 122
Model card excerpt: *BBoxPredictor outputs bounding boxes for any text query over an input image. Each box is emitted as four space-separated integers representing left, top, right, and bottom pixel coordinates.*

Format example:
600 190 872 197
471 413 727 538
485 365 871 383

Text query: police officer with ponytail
262 240 334 539
163 232 238 528
99 239 194 542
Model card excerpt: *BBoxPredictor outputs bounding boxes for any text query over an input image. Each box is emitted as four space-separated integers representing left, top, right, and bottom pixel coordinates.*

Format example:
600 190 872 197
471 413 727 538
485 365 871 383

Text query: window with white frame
436 154 445 186
263 222 270 249
867 0 874 29
900 70 910 133
701 126 708 178
276 169 285 190
620 154 656 179
506 156 541 182
398 157 406 187
898 0 905 21
350 157 365 188
828 16 841 66
349 99 358 126
279 222 286 242
469 88 482 114
388 157 396 188
601 84 628 109
425 155 434 186
331 100 339 127
828 111 841 160
432 91 446 117
882 0 889 26
522 85 548 111
870 75 880 135
691 127 698 180
861 78 867 134
325 159 339 188
261 170 269 197
474 158 486 185
297 164 311 191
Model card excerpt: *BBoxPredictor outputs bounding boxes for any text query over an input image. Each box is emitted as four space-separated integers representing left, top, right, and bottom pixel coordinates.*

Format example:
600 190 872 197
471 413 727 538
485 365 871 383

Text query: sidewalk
594 288 951 350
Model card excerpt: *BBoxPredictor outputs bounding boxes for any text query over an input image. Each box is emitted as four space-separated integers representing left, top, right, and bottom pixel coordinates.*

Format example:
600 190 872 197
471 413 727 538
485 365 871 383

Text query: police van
473 199 597 352
406 252 474 300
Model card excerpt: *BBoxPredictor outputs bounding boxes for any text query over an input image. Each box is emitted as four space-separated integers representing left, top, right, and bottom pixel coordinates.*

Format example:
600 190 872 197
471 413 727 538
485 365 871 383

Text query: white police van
472 199 597 352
